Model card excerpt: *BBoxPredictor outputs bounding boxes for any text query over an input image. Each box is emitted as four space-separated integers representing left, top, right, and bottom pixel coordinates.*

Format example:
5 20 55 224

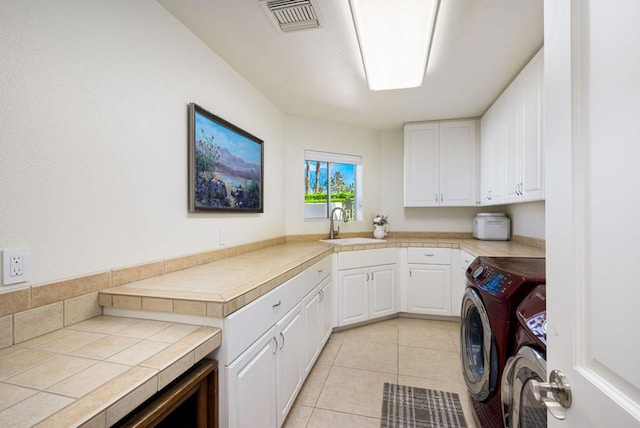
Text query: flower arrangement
372 212 389 226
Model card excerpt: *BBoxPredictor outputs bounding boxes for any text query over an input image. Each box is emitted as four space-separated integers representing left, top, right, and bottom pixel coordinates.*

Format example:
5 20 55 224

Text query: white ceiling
157 0 543 131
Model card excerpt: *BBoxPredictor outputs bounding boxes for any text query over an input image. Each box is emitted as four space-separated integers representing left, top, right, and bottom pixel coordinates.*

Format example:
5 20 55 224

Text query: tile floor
283 317 478 428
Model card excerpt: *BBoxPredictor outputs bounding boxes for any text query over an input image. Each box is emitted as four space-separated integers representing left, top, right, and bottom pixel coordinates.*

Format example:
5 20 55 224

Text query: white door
545 1 640 426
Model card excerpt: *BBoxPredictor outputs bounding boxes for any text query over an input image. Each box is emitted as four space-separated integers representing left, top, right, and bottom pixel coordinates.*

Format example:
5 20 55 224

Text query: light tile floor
284 317 478 428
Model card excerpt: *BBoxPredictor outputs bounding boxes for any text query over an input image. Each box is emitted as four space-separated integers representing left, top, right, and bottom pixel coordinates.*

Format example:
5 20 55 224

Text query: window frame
304 150 363 222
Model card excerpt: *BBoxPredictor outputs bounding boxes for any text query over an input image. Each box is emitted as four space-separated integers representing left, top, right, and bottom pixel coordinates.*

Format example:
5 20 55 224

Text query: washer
460 257 546 428
501 284 547 428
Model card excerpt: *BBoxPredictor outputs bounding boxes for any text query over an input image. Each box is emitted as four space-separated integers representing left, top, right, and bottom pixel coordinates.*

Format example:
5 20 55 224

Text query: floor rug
381 383 468 428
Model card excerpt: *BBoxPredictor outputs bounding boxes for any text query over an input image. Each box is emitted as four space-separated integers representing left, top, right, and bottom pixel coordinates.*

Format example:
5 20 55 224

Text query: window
304 150 362 221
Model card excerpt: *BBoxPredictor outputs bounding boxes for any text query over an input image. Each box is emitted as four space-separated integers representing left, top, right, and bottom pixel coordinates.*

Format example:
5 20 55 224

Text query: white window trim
304 150 363 221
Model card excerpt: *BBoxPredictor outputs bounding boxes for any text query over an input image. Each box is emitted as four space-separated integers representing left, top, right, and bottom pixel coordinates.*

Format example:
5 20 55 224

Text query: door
338 268 369 326
545 1 640 426
227 326 277 428
369 265 396 319
276 303 304 426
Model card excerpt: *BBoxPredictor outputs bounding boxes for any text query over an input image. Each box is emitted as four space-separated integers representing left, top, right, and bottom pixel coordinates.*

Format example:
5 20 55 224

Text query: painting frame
188 103 264 213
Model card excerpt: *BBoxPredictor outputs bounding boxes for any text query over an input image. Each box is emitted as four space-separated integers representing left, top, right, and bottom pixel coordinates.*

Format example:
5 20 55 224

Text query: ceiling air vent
261 0 322 33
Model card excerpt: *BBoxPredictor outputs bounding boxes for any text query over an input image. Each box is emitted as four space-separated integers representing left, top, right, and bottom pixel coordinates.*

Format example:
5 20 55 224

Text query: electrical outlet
219 227 226 245
2 249 30 285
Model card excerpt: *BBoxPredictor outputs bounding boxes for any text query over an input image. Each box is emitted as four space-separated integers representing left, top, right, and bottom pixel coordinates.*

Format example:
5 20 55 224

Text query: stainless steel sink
320 237 385 245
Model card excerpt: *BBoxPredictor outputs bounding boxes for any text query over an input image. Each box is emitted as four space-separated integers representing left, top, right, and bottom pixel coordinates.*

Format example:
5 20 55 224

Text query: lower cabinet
227 327 278 428
225 257 333 428
302 277 332 376
276 303 304 426
337 248 397 327
407 248 452 316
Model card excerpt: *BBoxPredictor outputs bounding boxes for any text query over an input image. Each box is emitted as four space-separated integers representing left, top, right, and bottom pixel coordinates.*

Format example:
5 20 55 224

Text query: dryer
460 257 545 428
501 284 548 428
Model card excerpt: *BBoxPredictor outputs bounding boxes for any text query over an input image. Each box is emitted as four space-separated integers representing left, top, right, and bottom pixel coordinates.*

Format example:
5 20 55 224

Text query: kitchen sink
320 237 385 245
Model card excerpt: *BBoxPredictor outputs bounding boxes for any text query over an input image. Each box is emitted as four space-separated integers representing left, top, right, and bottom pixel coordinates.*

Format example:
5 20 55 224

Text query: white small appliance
473 213 511 240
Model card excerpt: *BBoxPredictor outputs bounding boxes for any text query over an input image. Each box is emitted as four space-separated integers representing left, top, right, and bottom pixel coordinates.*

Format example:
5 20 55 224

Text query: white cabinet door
407 264 452 316
338 268 369 326
520 49 544 201
404 123 439 206
302 287 321 376
503 85 521 203
276 304 304 427
369 265 396 319
480 108 504 205
404 121 478 207
227 327 278 428
320 277 333 345
439 120 478 206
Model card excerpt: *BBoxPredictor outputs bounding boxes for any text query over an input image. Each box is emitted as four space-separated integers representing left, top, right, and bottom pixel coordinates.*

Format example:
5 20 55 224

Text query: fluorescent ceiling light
349 0 440 91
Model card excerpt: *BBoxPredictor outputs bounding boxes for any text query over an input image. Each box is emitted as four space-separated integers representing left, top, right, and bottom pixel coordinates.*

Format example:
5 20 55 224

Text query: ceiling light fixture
349 0 440 91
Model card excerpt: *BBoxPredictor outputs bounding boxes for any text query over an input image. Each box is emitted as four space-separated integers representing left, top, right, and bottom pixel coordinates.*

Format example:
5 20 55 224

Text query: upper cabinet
404 120 479 207
481 48 544 205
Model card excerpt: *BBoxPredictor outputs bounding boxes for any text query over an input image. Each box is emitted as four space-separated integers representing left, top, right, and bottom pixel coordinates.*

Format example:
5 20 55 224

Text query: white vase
373 225 386 239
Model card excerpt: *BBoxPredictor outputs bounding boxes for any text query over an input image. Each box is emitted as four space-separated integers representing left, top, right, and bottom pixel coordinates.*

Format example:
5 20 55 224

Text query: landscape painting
188 103 264 212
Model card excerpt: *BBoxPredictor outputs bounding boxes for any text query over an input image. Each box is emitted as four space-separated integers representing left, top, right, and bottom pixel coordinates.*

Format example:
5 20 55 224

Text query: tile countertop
100 238 545 318
0 315 221 427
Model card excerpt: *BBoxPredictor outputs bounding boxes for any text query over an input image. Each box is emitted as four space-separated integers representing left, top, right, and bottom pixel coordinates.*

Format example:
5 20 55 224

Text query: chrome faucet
329 207 348 239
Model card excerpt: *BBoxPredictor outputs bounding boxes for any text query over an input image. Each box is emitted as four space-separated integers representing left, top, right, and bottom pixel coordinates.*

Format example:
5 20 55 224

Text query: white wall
284 115 382 236
505 201 546 239
0 0 287 285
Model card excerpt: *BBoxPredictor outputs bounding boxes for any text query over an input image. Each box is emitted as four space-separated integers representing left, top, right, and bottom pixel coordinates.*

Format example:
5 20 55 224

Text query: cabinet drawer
338 248 396 270
300 256 331 286
407 247 451 265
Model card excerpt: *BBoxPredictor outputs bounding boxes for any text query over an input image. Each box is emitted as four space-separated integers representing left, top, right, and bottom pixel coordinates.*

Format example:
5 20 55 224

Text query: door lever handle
531 369 572 420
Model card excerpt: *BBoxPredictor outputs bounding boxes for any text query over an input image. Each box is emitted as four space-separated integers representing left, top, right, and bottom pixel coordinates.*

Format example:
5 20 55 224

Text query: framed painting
188 103 264 213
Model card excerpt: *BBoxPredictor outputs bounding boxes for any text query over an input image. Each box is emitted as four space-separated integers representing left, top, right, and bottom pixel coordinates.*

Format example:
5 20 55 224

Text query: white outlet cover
2 249 30 285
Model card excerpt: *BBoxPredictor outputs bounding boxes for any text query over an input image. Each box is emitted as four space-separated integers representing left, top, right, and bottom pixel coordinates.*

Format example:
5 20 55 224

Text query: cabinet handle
409 268 412 277
371 272 374 281
272 337 278 354
440 193 443 203
319 289 324 301
425 253 434 257
272 300 281 308
318 269 323 273
279 332 285 349
435 193 438 203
